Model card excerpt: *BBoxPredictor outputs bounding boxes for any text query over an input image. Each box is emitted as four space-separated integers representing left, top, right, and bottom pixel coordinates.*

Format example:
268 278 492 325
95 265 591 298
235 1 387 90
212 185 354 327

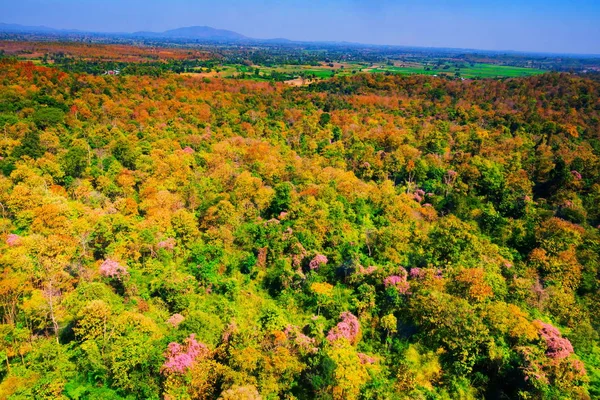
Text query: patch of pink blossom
167 313 185 328
161 334 209 375
157 238 176 251
357 352 376 364
384 274 410 294
537 321 574 359
414 189 425 203
182 146 195 154
357 265 378 275
6 234 21 247
409 268 424 279
99 259 128 278
309 254 328 270
327 311 360 344
571 170 582 180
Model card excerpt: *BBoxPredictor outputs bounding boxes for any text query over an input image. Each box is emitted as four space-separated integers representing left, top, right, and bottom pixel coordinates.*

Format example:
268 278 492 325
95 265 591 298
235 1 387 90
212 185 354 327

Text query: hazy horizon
2 0 600 55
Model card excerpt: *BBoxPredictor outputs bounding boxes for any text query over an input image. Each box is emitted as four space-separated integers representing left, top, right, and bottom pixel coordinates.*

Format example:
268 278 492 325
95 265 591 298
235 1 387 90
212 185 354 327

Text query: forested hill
0 58 599 399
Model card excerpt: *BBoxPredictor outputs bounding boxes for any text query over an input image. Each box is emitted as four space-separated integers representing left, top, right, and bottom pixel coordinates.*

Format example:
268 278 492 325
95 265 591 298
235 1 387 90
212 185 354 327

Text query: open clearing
183 61 544 82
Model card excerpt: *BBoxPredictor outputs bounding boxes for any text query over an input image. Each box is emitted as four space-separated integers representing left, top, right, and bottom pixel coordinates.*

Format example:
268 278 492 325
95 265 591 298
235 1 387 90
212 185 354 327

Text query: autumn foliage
0 55 599 399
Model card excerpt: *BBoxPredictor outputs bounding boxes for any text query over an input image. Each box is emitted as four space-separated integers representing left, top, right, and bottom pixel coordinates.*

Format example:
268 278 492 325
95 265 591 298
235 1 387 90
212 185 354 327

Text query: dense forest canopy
0 56 599 399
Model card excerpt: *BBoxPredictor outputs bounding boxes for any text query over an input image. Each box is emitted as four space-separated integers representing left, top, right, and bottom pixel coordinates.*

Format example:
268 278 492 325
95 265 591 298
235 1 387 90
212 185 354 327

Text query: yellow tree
325 339 372 400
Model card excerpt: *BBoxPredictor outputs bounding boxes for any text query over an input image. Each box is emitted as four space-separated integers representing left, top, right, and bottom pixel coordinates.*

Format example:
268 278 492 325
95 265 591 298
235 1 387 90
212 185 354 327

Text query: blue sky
2 0 600 54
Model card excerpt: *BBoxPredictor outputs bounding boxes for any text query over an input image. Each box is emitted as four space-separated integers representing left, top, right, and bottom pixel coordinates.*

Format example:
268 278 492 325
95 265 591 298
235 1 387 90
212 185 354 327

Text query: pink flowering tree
357 265 378 275
413 188 425 203
157 238 176 251
99 259 128 279
384 267 411 294
520 322 586 390
384 275 411 294
182 146 195 154
536 321 574 359
327 311 360 345
357 352 376 365
309 254 328 270
167 313 185 328
161 334 209 375
6 234 21 247
409 267 424 279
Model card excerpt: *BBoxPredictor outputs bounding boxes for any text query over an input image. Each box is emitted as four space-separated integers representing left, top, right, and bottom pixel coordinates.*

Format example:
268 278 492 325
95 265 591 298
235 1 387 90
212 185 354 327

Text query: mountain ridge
132 25 248 40
0 22 251 41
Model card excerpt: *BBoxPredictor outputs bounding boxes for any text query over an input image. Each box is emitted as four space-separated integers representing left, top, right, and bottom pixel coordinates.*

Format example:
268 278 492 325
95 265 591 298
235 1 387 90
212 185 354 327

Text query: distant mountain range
0 22 79 34
132 26 248 41
0 22 272 42
0 22 347 46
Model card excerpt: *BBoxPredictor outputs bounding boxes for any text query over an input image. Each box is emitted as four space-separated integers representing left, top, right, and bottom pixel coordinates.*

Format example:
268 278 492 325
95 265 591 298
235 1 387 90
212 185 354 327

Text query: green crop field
373 63 545 78
257 62 545 81
190 62 544 83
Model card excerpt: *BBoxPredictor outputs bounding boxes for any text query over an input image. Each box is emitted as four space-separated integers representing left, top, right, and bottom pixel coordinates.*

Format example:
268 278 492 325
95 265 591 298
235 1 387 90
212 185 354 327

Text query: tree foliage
0 57 599 399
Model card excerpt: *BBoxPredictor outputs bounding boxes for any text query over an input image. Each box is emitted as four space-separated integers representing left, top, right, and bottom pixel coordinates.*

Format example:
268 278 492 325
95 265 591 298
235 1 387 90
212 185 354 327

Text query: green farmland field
192 62 545 83
372 63 545 78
